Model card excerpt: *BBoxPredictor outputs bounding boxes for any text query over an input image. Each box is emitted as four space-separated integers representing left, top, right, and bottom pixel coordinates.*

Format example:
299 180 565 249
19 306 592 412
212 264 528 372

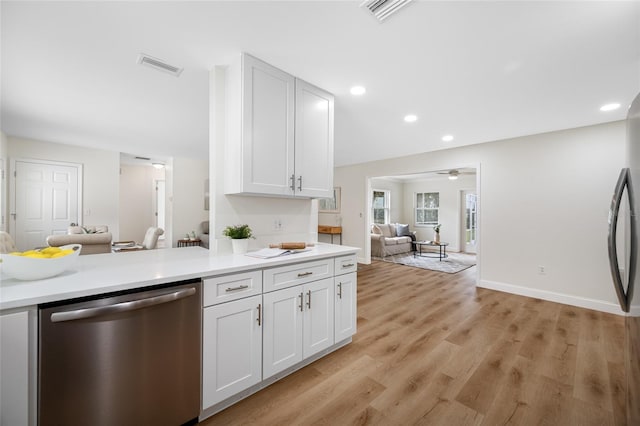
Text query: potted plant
223 224 254 254
433 223 441 244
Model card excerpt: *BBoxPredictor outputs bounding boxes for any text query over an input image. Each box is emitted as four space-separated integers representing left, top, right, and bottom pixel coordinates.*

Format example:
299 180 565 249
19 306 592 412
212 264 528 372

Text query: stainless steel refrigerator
608 91 639 424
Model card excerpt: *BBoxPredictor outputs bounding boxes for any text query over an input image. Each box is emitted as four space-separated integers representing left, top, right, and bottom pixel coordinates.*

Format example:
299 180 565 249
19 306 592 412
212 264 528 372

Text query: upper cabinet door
294 79 334 198
241 54 296 196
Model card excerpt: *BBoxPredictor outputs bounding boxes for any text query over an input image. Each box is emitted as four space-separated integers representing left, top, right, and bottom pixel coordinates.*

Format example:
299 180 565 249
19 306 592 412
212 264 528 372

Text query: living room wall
7 136 121 238
335 121 626 314
3 135 209 248
401 174 476 251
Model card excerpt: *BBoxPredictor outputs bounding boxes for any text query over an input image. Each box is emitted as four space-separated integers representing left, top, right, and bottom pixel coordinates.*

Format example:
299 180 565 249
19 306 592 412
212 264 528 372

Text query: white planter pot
434 231 440 244
231 238 249 254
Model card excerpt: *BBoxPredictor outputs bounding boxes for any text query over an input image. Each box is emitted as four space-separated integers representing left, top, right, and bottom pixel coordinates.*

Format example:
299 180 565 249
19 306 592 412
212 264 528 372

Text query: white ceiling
2 1 639 167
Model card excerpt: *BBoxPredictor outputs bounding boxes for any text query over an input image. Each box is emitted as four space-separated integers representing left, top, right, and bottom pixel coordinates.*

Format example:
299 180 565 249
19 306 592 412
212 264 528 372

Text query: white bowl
1 244 81 281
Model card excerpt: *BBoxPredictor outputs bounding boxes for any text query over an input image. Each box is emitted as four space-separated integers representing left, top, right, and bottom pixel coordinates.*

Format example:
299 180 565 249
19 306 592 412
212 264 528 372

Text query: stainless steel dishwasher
39 280 201 426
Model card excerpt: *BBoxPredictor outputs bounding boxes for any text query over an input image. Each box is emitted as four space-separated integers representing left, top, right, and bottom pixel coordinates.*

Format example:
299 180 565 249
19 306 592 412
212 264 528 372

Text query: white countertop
0 244 358 311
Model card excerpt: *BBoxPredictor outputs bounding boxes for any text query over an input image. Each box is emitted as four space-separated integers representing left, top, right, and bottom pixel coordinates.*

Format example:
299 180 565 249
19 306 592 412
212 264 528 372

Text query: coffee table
414 241 449 261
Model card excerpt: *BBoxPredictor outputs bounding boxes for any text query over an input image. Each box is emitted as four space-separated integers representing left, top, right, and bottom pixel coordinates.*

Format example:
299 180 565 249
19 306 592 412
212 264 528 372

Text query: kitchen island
0 243 358 425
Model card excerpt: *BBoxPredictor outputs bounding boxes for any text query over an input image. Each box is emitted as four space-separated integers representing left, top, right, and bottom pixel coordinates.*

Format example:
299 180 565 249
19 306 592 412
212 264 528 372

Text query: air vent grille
135 156 151 161
137 53 183 77
361 0 413 22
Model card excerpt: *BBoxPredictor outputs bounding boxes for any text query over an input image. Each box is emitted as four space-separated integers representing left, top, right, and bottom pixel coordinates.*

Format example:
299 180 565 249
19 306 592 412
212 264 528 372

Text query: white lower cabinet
0 309 35 426
335 272 357 342
263 278 335 380
200 254 357 417
202 295 262 408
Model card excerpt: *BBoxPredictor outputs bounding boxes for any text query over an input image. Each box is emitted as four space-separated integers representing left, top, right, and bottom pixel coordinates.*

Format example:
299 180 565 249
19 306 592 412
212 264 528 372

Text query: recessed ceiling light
442 134 454 142
600 103 621 112
152 163 165 169
350 86 366 96
404 114 417 123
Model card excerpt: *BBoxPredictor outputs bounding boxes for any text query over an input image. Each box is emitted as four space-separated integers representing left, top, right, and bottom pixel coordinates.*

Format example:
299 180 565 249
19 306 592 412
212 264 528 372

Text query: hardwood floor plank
199 261 625 426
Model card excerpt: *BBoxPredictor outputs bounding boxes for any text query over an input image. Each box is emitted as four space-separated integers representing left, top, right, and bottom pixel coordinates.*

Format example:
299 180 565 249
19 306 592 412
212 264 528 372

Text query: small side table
178 238 201 248
318 225 342 245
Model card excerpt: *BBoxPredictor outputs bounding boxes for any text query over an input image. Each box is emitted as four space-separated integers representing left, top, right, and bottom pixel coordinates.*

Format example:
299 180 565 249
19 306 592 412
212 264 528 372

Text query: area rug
377 251 476 274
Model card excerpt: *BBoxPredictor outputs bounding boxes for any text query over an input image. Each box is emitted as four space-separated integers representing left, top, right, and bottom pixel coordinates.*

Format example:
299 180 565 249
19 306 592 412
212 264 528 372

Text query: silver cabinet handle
342 263 354 268
297 175 303 192
338 282 343 299
297 272 313 278
257 303 262 326
50 287 197 323
299 292 304 312
289 174 296 192
306 290 311 309
226 285 249 292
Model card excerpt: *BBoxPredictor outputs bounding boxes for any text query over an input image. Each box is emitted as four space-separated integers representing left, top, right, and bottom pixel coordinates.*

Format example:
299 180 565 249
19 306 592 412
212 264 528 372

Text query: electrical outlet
538 265 546 275
273 219 283 231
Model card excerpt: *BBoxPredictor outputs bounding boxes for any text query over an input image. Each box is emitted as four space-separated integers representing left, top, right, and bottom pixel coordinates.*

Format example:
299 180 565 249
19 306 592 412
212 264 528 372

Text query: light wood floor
200 261 626 425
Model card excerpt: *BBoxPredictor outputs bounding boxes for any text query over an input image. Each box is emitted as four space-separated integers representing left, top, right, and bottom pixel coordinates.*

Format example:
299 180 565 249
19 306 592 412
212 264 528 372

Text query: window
415 192 439 225
371 190 390 224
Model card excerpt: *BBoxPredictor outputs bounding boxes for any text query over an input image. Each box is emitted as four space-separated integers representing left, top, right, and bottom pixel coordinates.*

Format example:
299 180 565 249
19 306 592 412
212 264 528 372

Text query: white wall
119 164 165 243
209 66 318 254
7 136 121 238
401 175 476 250
171 157 208 247
335 121 626 314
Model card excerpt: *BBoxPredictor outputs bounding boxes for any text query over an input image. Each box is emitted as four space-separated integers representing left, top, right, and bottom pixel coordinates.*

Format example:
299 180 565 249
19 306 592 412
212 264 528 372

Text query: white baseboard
478 279 628 316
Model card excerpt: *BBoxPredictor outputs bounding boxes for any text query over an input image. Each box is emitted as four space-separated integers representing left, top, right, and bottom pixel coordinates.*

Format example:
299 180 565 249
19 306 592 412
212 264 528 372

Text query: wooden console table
318 225 342 245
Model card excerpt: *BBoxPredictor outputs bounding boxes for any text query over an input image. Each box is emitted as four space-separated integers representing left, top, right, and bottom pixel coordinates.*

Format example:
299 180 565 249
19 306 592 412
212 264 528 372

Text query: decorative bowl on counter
0 244 81 280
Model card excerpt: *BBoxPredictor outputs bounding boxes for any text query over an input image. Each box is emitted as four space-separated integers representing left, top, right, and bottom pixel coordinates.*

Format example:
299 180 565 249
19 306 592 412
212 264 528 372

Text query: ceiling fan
437 169 475 180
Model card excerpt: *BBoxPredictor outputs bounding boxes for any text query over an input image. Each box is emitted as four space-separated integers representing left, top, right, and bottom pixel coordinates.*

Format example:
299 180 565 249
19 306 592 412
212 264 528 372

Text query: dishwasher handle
50 287 197 323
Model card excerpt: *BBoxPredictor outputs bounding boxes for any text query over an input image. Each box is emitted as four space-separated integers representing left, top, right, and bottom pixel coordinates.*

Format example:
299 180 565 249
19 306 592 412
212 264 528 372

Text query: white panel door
262 286 303 379
242 54 295 196
202 295 262 409
294 79 334 198
335 273 357 342
14 160 80 250
303 278 334 358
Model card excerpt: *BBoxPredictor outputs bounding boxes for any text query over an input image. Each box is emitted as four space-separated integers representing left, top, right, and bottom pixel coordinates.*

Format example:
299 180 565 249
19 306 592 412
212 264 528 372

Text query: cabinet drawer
202 270 263 307
335 254 357 275
263 259 334 292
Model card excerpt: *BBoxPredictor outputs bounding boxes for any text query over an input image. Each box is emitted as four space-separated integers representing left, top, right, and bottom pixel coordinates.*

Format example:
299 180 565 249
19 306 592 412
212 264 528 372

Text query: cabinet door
0 310 32 426
263 286 303 379
335 272 357 342
294 79 334 198
303 278 335 358
242 54 296 196
202 295 262 409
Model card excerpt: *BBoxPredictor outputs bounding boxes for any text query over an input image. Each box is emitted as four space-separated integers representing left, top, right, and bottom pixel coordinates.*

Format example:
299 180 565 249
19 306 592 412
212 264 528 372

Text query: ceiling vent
134 156 151 161
361 0 414 22
137 53 183 77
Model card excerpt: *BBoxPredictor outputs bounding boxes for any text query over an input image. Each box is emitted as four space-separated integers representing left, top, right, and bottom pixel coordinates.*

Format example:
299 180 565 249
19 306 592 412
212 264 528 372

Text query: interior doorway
155 180 166 240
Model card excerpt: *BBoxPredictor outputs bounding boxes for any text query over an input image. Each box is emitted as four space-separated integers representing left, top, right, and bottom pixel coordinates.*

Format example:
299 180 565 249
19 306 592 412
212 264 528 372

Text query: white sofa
371 223 415 258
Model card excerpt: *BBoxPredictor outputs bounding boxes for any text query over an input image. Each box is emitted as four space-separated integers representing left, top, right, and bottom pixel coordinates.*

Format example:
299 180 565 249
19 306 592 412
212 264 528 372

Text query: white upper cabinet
223 53 334 198
294 79 334 198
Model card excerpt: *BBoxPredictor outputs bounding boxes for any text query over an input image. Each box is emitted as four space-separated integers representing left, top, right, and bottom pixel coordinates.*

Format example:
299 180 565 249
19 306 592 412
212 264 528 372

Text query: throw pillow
396 224 411 236
371 224 382 235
